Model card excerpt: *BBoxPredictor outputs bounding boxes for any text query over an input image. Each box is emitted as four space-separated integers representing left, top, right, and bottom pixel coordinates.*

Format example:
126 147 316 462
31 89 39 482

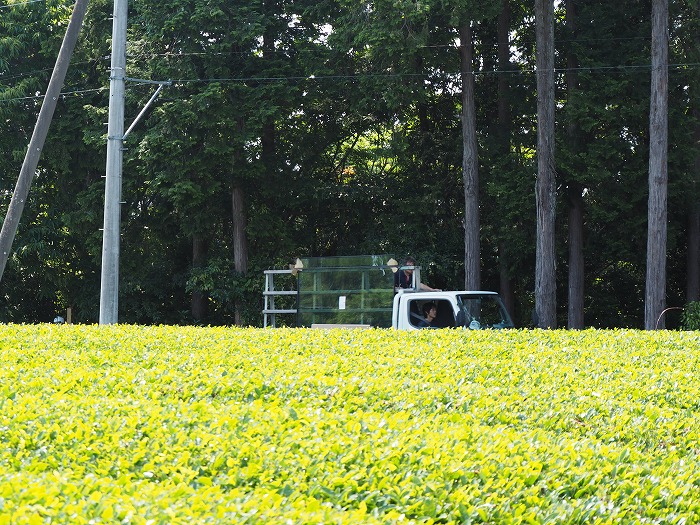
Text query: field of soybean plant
1 324 699 524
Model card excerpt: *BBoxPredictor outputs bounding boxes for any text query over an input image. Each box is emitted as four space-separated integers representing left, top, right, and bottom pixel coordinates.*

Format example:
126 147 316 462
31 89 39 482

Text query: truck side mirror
456 310 466 326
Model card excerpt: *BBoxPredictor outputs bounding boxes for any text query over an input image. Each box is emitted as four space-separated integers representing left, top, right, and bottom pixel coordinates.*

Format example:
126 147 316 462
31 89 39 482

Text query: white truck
263 255 513 330
391 288 513 330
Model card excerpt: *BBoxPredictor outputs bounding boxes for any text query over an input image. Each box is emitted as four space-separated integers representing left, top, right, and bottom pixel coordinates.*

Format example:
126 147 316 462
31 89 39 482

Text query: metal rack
263 269 298 327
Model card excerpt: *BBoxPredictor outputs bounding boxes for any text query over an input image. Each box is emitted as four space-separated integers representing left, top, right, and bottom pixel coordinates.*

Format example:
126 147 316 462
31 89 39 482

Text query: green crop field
1 325 699 524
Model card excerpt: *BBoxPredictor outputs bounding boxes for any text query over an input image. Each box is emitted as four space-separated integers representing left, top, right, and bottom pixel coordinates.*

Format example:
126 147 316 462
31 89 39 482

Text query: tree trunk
497 0 515 317
232 187 248 275
689 204 700 302
567 184 585 328
191 236 208 322
566 0 584 329
232 186 248 326
689 3 700 304
460 23 480 291
645 0 669 329
535 0 557 328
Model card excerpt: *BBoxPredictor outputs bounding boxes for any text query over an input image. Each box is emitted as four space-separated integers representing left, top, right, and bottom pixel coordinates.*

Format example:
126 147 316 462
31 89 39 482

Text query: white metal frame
263 269 298 327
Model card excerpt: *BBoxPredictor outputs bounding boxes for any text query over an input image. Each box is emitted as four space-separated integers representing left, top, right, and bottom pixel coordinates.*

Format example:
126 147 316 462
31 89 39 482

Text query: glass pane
297 255 396 327
457 294 513 329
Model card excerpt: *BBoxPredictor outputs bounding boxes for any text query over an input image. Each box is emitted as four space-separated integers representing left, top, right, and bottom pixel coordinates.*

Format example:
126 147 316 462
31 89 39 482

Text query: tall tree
690 96 700 302
479 0 536 325
688 0 700 304
645 0 669 329
553 0 651 328
535 0 557 328
564 0 585 329
689 199 700 302
2 0 698 329
460 23 480 290
495 0 516 317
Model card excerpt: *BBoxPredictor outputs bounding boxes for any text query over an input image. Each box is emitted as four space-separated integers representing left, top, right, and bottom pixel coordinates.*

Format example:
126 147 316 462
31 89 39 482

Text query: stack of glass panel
297 255 396 327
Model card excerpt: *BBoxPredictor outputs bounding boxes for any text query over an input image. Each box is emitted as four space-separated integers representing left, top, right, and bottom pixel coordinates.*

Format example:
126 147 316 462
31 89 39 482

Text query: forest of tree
0 0 698 328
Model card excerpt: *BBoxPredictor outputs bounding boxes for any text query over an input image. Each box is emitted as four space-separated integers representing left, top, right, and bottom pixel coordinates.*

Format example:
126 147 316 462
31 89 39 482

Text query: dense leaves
1 325 700 523
0 0 698 326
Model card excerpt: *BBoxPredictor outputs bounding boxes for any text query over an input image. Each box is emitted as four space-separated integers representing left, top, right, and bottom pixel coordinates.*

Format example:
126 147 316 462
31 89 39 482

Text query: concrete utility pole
99 0 128 324
0 0 89 284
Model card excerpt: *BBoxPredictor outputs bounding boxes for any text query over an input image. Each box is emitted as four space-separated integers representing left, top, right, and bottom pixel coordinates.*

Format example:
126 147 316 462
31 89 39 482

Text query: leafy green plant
681 301 700 330
1 326 700 523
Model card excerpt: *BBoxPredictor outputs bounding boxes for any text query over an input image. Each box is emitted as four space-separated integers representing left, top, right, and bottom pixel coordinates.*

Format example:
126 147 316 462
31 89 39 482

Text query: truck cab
392 289 514 330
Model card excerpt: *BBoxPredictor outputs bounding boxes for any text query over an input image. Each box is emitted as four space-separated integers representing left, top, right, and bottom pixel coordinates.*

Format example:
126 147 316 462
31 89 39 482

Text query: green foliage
1 326 700 523
0 0 697 327
681 302 700 330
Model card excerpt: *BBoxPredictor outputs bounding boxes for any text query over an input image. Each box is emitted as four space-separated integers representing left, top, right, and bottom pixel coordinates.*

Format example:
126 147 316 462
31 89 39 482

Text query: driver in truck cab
416 302 438 328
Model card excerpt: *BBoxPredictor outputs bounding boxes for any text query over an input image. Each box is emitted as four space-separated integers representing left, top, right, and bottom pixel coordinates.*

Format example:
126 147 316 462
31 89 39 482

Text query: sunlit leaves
0 325 699 523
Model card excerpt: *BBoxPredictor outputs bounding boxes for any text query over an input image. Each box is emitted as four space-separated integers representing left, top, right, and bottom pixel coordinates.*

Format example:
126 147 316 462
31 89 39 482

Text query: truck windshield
456 294 514 329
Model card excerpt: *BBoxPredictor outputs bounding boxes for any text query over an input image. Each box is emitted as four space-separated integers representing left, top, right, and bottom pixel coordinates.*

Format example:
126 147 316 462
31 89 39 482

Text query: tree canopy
0 0 697 328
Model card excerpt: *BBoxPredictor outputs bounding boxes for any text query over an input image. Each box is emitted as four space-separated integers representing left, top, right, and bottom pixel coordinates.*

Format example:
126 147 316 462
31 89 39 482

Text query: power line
2 61 700 105
153 62 700 84
423 36 652 49
0 37 683 83
0 86 105 103
0 59 101 81
0 0 46 9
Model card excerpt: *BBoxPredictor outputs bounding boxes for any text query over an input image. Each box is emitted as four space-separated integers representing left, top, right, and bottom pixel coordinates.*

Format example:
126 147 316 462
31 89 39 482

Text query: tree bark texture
645 0 669 329
460 23 481 291
535 0 557 328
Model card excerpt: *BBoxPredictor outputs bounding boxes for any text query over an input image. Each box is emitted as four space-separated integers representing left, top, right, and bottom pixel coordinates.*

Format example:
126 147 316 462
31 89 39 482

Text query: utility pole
99 0 128 324
0 0 89 284
644 0 669 330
